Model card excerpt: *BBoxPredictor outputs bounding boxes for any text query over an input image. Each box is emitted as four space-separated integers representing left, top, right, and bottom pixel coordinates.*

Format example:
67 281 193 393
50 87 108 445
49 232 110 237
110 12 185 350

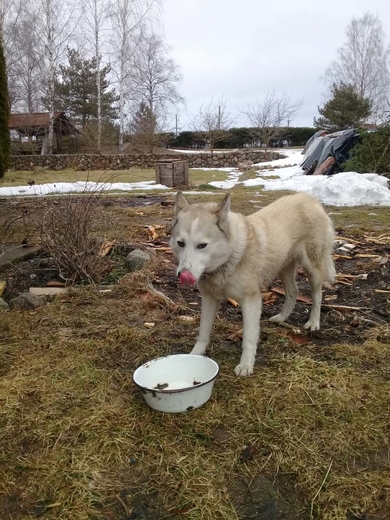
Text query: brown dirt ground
0 194 389 520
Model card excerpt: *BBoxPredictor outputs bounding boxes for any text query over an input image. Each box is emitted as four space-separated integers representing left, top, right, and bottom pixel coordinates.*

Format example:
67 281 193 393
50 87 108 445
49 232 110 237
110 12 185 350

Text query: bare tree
11 7 42 113
34 0 79 154
191 97 235 152
81 0 112 152
243 90 302 149
0 0 25 108
131 33 183 127
326 12 390 119
110 0 160 152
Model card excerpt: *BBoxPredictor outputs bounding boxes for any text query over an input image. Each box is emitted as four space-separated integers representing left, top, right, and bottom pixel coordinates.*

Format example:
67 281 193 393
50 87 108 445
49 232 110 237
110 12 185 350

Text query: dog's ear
174 191 189 215
216 193 231 221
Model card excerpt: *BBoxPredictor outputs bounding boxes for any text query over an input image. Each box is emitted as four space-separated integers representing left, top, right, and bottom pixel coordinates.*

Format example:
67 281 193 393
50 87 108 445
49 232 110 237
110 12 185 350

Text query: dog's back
247 192 336 286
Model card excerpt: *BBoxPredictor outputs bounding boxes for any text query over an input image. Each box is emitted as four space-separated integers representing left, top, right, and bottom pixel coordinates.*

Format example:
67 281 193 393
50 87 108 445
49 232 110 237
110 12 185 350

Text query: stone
0 298 9 310
125 249 151 272
10 293 48 310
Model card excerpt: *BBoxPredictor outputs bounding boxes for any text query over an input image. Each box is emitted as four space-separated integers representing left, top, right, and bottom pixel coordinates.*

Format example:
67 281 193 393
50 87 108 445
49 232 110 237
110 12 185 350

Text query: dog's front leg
235 294 262 376
191 293 220 355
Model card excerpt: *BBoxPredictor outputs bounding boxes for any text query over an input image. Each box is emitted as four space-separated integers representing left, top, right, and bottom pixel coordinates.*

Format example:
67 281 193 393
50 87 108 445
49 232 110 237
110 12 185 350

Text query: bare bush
38 191 113 284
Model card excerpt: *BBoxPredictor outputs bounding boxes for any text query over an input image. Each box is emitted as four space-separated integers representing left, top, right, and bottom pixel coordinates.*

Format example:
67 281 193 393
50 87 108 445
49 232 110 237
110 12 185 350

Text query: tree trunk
94 0 101 153
48 65 54 154
118 60 124 153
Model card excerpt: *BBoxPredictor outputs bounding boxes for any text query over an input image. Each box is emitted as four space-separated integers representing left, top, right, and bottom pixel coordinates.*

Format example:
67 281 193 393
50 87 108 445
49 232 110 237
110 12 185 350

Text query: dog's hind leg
303 266 323 331
191 293 220 355
269 261 298 324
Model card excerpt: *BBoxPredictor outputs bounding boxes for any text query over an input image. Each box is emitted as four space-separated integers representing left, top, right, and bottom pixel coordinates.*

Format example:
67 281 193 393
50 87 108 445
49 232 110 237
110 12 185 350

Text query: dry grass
0 193 390 520
0 282 389 520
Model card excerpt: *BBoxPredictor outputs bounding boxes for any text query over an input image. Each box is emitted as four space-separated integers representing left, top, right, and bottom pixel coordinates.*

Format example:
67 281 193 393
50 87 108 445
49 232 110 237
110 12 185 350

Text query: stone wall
10 150 282 171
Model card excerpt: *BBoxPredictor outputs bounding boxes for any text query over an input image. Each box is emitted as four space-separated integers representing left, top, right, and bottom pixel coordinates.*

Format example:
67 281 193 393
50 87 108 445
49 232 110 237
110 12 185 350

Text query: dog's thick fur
170 192 335 376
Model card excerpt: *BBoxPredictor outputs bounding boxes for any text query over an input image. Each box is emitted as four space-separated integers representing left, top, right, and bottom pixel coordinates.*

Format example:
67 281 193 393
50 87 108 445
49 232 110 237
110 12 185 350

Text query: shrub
343 125 390 174
38 191 113 284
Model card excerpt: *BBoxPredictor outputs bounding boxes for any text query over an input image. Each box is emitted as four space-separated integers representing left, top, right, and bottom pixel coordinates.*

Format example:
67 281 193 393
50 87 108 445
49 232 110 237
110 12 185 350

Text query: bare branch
243 90 302 149
191 97 236 152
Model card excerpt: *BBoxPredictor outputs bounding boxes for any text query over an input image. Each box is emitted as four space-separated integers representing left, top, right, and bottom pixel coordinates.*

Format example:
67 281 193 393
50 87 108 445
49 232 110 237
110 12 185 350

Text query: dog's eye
177 241 185 247
197 243 207 249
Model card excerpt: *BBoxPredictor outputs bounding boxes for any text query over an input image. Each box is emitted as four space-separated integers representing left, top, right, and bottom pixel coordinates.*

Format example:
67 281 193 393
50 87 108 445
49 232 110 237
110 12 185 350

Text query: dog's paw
234 363 254 377
269 313 285 323
304 320 320 331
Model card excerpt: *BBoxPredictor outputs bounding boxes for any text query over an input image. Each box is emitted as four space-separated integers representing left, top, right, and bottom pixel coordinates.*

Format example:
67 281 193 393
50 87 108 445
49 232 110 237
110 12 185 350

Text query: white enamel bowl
133 354 219 413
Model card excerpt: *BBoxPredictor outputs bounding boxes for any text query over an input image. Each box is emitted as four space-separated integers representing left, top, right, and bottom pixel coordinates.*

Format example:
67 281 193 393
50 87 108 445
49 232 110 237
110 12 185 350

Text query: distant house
9 112 78 154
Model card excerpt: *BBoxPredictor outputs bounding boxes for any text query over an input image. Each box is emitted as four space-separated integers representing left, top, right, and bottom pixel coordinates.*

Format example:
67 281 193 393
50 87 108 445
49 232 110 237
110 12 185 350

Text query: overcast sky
163 0 390 130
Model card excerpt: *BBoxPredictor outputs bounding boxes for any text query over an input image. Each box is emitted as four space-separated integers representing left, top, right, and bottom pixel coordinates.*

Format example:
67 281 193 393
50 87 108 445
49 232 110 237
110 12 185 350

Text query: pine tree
0 37 11 178
129 102 159 153
53 48 118 126
314 83 372 131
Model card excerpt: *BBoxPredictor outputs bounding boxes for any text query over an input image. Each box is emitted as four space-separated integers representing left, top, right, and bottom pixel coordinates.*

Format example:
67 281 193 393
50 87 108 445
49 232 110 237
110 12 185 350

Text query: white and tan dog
170 192 335 376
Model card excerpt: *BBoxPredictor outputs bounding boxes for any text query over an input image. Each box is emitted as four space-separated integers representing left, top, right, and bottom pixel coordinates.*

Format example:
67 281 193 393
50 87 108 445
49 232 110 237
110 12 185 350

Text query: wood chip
375 289 390 294
47 281 66 287
0 280 6 297
30 287 68 295
324 295 338 301
144 322 155 329
333 255 352 260
98 240 116 256
227 298 239 307
335 236 361 244
178 316 196 323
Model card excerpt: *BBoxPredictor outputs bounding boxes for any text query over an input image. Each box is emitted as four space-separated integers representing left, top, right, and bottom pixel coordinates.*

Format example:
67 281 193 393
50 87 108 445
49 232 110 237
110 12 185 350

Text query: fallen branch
321 304 372 312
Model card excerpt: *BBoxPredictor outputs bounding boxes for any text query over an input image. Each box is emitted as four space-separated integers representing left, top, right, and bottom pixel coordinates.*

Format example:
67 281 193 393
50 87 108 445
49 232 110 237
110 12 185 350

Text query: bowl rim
132 354 220 394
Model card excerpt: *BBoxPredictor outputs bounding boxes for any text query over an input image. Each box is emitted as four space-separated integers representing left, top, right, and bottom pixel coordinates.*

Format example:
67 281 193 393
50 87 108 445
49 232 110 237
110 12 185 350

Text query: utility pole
218 105 221 130
175 113 178 136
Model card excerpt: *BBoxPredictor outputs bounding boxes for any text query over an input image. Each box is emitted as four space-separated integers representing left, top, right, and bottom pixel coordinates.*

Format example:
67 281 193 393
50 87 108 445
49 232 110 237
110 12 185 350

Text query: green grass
1 167 229 188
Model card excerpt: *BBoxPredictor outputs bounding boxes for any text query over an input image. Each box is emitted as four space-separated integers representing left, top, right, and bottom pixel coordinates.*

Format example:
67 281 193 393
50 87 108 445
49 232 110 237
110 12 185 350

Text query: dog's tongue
179 270 196 286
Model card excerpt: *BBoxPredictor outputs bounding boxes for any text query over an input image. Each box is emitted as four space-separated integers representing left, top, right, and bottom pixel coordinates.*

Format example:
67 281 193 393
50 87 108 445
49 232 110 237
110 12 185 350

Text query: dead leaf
261 291 274 301
212 426 230 443
147 226 159 241
228 328 243 341
271 286 312 304
240 444 256 462
0 280 6 297
99 239 116 256
287 332 311 345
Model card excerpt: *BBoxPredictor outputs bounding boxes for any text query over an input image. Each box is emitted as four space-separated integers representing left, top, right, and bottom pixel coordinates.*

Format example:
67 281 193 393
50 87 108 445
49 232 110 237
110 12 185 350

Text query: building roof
8 112 71 129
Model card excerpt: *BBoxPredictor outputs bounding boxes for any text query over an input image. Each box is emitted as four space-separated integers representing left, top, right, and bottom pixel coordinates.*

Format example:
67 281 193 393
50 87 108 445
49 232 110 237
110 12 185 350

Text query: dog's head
169 191 232 285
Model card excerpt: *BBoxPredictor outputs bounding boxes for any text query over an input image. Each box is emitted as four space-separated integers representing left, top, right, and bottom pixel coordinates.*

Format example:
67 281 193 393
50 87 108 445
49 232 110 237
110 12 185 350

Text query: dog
170 191 335 376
